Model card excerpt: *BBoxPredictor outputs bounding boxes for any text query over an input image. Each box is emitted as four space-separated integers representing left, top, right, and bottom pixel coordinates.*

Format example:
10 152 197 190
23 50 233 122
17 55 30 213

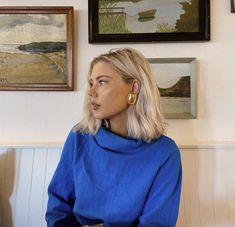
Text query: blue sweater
46 126 182 227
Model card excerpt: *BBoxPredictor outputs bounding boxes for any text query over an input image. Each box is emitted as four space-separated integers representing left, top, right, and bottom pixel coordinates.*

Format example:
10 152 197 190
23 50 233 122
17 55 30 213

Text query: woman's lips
91 103 100 111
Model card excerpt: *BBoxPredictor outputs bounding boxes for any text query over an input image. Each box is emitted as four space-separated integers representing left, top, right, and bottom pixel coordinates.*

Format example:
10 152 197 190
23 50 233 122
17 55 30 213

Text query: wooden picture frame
88 0 210 43
231 0 235 13
0 6 74 91
148 58 197 119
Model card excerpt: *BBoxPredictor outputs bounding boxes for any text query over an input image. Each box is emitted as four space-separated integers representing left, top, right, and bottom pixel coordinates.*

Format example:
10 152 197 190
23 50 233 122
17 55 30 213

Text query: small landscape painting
149 58 197 119
98 0 199 34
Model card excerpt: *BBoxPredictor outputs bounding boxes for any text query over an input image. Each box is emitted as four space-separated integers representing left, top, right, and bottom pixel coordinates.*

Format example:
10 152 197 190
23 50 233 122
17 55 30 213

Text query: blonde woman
46 48 182 227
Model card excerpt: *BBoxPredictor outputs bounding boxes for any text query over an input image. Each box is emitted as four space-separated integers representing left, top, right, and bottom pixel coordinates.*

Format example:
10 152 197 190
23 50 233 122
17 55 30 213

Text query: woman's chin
92 113 103 120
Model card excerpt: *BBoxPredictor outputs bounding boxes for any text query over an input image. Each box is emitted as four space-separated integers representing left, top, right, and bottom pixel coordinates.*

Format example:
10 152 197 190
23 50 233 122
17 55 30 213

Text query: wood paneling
0 147 235 227
0 147 61 227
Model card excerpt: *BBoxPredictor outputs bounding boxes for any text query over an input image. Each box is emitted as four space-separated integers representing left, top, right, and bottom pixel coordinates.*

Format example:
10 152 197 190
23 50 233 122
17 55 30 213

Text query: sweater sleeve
45 130 81 227
138 145 182 227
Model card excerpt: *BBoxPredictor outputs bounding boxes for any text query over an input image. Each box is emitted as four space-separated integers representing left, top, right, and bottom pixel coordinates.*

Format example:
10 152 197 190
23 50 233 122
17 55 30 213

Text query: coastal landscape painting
148 58 197 118
0 7 74 91
89 0 210 42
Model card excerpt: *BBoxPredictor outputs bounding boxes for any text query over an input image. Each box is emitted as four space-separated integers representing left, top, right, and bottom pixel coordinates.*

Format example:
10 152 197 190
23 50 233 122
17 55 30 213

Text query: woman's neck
105 116 128 138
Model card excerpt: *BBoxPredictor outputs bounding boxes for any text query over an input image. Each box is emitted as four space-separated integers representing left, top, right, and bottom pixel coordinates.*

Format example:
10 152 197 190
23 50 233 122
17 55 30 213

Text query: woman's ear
132 80 141 93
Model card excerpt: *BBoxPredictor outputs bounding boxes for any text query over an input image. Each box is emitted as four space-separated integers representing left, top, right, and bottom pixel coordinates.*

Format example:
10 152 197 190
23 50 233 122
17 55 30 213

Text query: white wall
0 0 235 146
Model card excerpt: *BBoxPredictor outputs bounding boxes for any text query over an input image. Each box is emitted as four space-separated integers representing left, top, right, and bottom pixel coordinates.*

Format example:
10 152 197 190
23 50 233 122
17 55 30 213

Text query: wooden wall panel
27 148 47 227
0 146 234 227
180 149 201 227
224 150 235 227
194 149 215 227
211 149 230 227
13 149 34 227
41 148 62 227
0 148 8 226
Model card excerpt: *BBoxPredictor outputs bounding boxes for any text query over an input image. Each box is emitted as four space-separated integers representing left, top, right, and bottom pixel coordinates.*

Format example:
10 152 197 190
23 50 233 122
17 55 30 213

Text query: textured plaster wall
0 0 235 146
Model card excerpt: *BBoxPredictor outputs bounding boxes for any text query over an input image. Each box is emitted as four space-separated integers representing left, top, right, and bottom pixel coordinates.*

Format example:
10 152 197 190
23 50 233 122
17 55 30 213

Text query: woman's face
88 61 133 123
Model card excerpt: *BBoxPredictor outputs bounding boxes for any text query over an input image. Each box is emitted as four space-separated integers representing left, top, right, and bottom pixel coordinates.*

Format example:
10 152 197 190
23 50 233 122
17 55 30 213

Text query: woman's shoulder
71 123 91 136
63 124 93 144
151 134 180 156
157 134 177 145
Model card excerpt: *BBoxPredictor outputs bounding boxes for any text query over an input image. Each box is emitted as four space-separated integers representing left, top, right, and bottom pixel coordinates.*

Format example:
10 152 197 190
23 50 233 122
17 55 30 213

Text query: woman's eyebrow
89 75 112 81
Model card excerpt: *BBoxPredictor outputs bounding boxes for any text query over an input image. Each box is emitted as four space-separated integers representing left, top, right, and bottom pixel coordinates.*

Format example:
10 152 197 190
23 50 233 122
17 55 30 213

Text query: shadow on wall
0 148 16 227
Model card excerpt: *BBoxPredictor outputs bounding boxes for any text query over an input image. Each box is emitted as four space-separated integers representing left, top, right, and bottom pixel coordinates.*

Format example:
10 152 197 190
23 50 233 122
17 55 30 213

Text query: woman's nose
88 85 98 97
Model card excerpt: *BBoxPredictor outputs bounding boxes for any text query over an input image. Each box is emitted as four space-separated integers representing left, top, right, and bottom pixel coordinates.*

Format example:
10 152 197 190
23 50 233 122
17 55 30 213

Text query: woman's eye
99 80 107 85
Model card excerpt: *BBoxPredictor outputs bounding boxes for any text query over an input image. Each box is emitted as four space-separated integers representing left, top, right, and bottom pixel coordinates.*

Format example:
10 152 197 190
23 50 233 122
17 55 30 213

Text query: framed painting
88 0 210 43
0 6 74 91
231 0 235 13
148 58 197 119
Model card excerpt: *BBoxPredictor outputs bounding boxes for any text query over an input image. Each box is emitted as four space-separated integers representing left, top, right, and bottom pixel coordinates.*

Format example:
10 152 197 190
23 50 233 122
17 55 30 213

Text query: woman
46 48 182 227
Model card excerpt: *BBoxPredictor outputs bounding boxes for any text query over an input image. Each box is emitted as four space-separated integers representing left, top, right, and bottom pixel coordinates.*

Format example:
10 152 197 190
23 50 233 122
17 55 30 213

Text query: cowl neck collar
94 126 145 153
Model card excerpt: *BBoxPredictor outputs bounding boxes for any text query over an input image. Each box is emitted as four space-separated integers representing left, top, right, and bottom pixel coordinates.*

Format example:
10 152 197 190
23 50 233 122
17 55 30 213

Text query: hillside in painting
18 42 66 53
158 76 190 97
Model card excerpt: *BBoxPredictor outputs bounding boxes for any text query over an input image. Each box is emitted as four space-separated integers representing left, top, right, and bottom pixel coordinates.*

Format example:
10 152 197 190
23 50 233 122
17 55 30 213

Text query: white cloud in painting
0 14 66 44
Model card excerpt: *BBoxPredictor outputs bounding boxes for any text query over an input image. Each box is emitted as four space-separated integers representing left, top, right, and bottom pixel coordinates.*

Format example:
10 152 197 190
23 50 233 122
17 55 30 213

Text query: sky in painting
0 14 67 44
115 0 192 33
151 63 190 88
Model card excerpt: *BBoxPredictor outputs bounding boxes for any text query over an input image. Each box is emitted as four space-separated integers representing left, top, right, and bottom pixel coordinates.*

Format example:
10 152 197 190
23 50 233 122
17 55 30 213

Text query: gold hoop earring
127 92 137 105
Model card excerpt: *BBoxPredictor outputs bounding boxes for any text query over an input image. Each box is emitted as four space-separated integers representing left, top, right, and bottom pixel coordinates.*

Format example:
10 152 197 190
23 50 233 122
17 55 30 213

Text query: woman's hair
74 47 165 142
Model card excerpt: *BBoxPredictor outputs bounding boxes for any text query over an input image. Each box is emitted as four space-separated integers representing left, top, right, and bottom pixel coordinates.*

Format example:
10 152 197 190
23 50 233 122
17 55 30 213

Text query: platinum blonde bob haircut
75 47 165 142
